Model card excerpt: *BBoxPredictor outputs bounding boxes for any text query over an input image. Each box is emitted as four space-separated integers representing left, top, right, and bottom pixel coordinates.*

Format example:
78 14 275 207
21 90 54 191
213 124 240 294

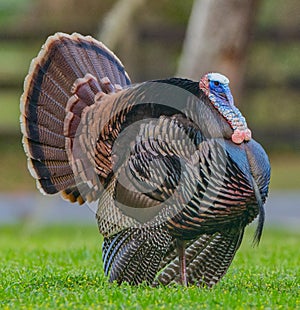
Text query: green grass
0 224 299 309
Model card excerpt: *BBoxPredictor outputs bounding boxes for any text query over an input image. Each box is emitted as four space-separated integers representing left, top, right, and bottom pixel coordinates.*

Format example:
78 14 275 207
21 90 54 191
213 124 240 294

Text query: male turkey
20 33 270 287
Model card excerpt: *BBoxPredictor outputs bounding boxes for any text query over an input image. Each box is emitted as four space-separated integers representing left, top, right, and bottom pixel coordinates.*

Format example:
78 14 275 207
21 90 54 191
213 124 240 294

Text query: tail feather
21 100 65 127
38 175 76 194
23 123 65 147
20 32 131 199
29 159 72 178
23 138 67 161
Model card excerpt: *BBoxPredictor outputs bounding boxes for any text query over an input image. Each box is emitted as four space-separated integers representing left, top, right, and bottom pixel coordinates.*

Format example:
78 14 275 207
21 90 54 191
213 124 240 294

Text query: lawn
0 224 299 309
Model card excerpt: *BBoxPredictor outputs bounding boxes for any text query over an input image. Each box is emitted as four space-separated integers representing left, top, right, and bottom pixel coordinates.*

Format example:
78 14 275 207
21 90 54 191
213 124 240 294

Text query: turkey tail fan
102 227 172 285
20 32 131 200
154 229 244 287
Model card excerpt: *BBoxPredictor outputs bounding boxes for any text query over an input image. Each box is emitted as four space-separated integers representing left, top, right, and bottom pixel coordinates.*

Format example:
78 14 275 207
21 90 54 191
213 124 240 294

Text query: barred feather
20 32 130 196
153 230 244 287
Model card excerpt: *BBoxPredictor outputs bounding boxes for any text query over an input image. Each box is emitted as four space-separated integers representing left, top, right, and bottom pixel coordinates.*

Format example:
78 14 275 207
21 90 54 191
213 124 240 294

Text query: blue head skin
207 73 234 107
199 72 252 144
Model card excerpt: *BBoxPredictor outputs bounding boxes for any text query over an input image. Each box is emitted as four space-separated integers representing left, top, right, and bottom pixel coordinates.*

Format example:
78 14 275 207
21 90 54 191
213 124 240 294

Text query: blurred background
0 0 299 227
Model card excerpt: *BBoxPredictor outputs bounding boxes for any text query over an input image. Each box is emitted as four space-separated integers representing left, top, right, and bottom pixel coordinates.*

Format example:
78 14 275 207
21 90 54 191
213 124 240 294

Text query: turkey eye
213 81 220 86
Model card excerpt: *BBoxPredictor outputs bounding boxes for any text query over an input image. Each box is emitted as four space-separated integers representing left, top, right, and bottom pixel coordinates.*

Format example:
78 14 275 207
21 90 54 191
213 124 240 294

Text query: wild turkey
20 33 270 287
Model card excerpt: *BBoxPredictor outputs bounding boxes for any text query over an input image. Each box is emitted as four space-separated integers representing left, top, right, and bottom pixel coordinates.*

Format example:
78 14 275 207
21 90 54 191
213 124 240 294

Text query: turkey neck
153 78 234 140
120 78 234 141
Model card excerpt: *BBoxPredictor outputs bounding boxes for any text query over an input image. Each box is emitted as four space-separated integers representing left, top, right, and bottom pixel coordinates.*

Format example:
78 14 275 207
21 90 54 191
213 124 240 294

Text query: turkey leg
177 239 187 286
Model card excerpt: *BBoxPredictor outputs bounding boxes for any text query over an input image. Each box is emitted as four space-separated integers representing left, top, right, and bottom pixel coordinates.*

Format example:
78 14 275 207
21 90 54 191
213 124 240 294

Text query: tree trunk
177 0 260 103
98 0 146 50
98 0 146 81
